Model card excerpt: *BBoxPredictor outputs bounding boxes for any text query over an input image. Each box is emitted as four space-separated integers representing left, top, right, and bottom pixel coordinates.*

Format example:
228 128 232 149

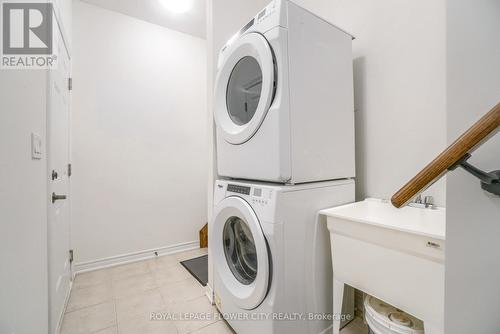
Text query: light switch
31 133 42 160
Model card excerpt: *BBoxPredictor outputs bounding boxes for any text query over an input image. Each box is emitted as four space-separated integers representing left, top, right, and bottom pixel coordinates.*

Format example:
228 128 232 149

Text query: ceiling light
159 0 193 14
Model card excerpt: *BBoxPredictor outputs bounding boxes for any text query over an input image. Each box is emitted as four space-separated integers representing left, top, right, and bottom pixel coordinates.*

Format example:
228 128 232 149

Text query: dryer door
214 32 276 144
213 196 270 310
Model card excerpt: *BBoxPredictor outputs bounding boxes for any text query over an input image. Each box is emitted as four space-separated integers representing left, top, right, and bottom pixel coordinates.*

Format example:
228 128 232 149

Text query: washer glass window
223 216 258 285
226 56 263 126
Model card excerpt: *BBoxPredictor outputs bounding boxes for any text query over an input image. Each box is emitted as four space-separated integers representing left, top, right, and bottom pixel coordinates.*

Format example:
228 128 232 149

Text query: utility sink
320 198 446 334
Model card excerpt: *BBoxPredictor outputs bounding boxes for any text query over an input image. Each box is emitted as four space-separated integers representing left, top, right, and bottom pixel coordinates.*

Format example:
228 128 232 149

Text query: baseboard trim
73 240 199 274
318 324 333 334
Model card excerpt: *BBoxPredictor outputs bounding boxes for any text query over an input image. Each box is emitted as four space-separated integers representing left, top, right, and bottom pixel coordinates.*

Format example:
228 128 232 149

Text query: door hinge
68 163 72 177
69 249 74 264
68 77 73 91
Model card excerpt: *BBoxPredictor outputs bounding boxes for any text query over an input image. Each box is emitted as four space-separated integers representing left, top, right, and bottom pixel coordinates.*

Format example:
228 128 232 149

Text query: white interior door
47 23 71 333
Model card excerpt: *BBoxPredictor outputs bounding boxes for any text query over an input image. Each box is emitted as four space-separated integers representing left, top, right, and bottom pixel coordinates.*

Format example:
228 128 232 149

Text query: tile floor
61 248 233 334
61 247 367 334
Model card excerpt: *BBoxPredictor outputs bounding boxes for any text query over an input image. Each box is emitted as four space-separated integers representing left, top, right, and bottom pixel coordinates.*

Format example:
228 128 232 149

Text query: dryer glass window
226 56 262 126
223 216 258 285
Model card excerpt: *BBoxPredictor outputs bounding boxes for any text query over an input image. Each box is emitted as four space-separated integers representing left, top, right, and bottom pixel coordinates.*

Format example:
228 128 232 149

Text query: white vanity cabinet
320 199 446 334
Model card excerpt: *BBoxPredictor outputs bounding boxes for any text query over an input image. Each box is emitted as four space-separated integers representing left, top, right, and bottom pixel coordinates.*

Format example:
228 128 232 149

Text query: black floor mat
180 254 208 286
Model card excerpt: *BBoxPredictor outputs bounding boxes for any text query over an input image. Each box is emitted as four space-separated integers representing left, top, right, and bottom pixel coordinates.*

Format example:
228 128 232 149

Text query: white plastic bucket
364 295 424 334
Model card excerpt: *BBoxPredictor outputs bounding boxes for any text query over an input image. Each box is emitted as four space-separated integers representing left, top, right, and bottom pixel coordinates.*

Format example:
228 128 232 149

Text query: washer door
213 196 270 310
214 32 276 144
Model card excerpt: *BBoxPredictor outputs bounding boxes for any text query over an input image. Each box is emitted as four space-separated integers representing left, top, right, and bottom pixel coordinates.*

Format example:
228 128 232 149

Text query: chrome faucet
423 196 434 209
408 195 435 209
415 194 423 204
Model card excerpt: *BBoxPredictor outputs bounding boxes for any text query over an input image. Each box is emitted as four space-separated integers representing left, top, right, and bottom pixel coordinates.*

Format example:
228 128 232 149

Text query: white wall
327 0 447 205
445 0 500 333
0 70 49 334
71 1 207 266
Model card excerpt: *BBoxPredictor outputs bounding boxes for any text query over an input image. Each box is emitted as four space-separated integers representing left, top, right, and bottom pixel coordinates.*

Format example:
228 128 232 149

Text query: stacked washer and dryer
211 1 355 333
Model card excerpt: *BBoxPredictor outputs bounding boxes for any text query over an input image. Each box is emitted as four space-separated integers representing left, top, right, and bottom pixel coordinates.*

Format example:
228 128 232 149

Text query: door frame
46 8 72 333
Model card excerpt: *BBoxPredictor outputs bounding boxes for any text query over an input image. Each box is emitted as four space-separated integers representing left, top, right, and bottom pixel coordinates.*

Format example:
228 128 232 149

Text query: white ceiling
81 0 206 38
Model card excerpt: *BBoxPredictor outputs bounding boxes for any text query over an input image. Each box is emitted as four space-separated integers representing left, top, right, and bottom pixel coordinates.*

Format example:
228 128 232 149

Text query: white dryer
211 179 355 334
214 0 355 184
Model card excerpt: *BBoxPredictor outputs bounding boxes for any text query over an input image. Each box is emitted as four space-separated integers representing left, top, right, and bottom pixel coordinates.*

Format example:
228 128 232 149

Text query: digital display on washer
227 184 251 195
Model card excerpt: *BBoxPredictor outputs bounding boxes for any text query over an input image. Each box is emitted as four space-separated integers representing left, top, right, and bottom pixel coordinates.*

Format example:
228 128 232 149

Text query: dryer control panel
219 0 285 58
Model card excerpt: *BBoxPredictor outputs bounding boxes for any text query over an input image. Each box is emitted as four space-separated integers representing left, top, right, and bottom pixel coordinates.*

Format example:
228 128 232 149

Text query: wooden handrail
391 102 500 208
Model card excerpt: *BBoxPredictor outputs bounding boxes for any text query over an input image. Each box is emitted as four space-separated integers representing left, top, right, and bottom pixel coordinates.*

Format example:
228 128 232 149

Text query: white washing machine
211 179 355 334
214 0 355 184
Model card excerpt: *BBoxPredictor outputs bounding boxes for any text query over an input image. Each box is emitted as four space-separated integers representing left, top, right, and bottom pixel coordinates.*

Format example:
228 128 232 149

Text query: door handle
52 192 67 203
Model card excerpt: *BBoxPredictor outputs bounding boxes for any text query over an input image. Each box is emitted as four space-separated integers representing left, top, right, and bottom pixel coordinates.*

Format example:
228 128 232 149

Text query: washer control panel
215 181 277 222
227 184 251 195
251 187 270 206
225 183 271 206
